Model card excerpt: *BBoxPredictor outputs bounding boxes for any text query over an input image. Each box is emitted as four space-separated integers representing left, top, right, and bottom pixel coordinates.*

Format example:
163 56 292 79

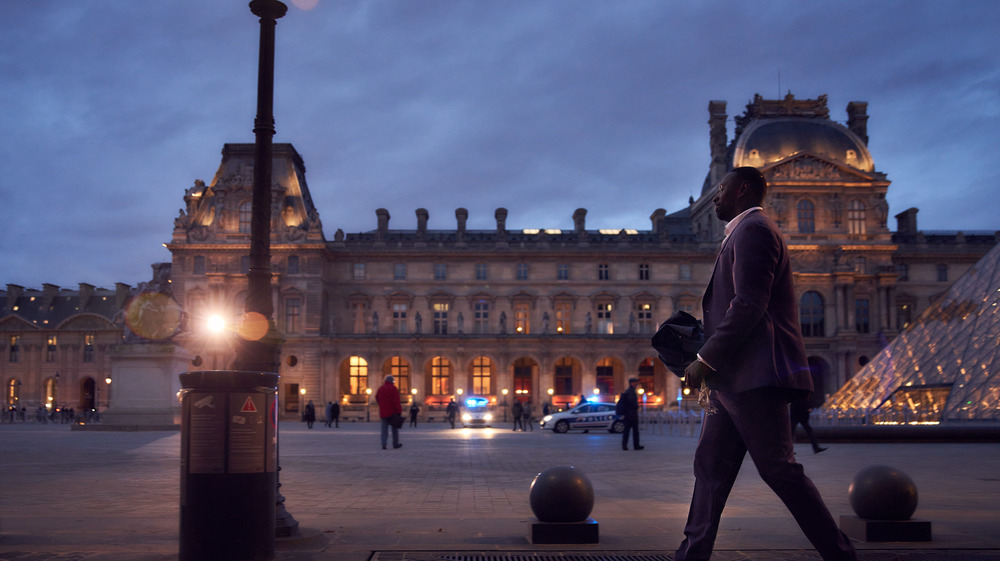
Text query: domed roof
733 117 873 173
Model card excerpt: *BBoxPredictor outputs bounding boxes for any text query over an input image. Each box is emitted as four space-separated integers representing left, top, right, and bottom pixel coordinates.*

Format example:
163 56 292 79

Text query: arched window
389 356 410 394
797 199 815 234
349 356 368 395
239 201 253 234
799 291 825 337
848 200 866 235
471 356 492 395
431 356 451 395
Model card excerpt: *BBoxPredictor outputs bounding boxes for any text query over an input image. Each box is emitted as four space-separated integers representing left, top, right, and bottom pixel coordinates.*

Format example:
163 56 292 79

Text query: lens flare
237 311 270 341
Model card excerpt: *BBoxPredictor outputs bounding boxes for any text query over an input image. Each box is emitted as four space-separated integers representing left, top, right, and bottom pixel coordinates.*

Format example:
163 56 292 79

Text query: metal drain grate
370 551 1000 561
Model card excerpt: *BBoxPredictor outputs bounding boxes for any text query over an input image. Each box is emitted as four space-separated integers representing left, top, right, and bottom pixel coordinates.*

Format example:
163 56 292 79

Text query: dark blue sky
2 0 998 289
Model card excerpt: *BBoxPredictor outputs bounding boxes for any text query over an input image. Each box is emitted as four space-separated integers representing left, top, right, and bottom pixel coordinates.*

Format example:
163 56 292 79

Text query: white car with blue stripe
540 402 625 434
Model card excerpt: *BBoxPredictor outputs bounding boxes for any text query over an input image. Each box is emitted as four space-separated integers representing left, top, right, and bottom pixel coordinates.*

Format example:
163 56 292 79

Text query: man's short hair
731 166 767 204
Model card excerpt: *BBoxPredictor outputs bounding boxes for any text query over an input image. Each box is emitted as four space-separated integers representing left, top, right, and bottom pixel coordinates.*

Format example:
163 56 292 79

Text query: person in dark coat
619 377 643 450
675 167 856 561
445 399 458 429
409 402 420 427
790 396 826 453
511 399 524 431
303 400 316 429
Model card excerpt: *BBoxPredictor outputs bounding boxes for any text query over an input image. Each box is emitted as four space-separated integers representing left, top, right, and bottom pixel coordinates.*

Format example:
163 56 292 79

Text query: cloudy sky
2 1 998 290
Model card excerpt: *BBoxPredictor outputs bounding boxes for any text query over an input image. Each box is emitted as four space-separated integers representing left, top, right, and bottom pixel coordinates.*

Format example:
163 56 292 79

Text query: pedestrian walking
512 399 524 431
674 167 856 561
791 396 826 453
324 401 334 428
522 401 534 431
303 400 316 429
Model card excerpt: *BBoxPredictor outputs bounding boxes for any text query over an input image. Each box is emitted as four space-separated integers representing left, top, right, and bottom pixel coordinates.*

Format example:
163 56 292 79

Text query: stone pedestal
95 343 190 430
529 517 599 544
840 515 932 542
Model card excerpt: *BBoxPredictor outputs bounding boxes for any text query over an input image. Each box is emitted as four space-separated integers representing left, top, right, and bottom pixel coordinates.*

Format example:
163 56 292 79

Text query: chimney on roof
847 101 869 145
455 208 468 232
895 208 919 237
573 208 587 233
376 208 390 242
5 284 24 313
416 208 428 233
115 283 132 310
708 100 728 191
650 208 667 234
42 283 60 308
79 283 95 311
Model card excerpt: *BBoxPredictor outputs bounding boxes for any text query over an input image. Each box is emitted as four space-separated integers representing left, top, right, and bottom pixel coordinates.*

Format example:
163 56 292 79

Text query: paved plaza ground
1 419 999 560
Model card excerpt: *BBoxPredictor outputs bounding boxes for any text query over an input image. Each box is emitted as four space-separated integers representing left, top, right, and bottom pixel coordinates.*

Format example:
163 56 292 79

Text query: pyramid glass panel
824 242 1000 423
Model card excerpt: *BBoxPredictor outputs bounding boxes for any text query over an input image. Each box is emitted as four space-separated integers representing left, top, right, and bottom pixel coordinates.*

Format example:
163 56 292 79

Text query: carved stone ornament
792 250 826 272
771 156 842 181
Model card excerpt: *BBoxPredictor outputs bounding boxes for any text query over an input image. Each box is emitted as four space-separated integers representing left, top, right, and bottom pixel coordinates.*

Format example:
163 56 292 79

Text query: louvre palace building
4 93 997 422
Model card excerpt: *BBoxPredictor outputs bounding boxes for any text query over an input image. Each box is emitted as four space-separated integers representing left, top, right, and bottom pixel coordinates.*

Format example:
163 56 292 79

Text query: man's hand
684 359 713 389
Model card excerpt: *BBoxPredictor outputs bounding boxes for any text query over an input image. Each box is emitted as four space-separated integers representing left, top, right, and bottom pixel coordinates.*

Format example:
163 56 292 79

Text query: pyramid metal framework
824 241 1000 423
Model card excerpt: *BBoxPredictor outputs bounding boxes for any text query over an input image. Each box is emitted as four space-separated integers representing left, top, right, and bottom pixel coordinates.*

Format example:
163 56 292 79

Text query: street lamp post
366 388 373 422
502 388 509 422
239 0 299 542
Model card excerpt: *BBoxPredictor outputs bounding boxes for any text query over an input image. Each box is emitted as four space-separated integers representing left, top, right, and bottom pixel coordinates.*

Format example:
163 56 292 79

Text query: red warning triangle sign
240 396 258 413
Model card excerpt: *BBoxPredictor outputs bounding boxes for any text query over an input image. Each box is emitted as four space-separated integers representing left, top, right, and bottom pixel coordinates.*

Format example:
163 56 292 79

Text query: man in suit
674 167 856 561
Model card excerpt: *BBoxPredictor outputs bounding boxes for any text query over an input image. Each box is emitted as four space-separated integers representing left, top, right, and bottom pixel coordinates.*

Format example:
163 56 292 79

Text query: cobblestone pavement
2 420 999 561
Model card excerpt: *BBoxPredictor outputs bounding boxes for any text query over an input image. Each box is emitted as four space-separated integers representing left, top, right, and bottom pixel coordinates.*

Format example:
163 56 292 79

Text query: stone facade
3 94 996 419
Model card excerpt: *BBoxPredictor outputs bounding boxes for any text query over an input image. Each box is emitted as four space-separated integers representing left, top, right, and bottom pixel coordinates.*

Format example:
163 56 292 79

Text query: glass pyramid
824 241 1000 423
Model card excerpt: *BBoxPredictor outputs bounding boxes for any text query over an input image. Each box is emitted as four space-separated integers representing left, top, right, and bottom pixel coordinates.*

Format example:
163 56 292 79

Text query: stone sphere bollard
529 465 594 522
848 464 919 520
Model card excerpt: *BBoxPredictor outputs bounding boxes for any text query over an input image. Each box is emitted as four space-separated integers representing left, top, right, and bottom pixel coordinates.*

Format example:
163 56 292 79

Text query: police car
540 402 625 434
461 396 494 428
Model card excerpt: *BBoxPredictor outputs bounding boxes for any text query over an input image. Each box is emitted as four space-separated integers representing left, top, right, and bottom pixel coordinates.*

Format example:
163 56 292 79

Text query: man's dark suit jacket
698 210 812 397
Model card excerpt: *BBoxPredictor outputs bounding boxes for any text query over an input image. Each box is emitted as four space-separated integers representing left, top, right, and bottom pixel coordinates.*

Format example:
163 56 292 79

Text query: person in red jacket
375 374 402 449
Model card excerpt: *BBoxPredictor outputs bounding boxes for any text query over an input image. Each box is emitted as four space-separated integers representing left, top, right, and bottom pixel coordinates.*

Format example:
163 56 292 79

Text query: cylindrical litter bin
179 370 279 561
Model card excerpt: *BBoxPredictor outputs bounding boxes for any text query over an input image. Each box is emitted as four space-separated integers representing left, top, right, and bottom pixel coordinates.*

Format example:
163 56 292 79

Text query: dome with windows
733 118 874 172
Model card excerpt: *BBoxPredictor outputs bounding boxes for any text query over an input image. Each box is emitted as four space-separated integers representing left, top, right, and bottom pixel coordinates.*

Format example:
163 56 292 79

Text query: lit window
555 302 572 334
848 200 866 235
597 303 614 334
349 356 368 395
636 303 654 334
433 302 449 335
472 356 492 395
431 356 451 395
46 336 57 363
9 336 20 362
83 334 95 363
514 303 530 334
390 356 410 394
